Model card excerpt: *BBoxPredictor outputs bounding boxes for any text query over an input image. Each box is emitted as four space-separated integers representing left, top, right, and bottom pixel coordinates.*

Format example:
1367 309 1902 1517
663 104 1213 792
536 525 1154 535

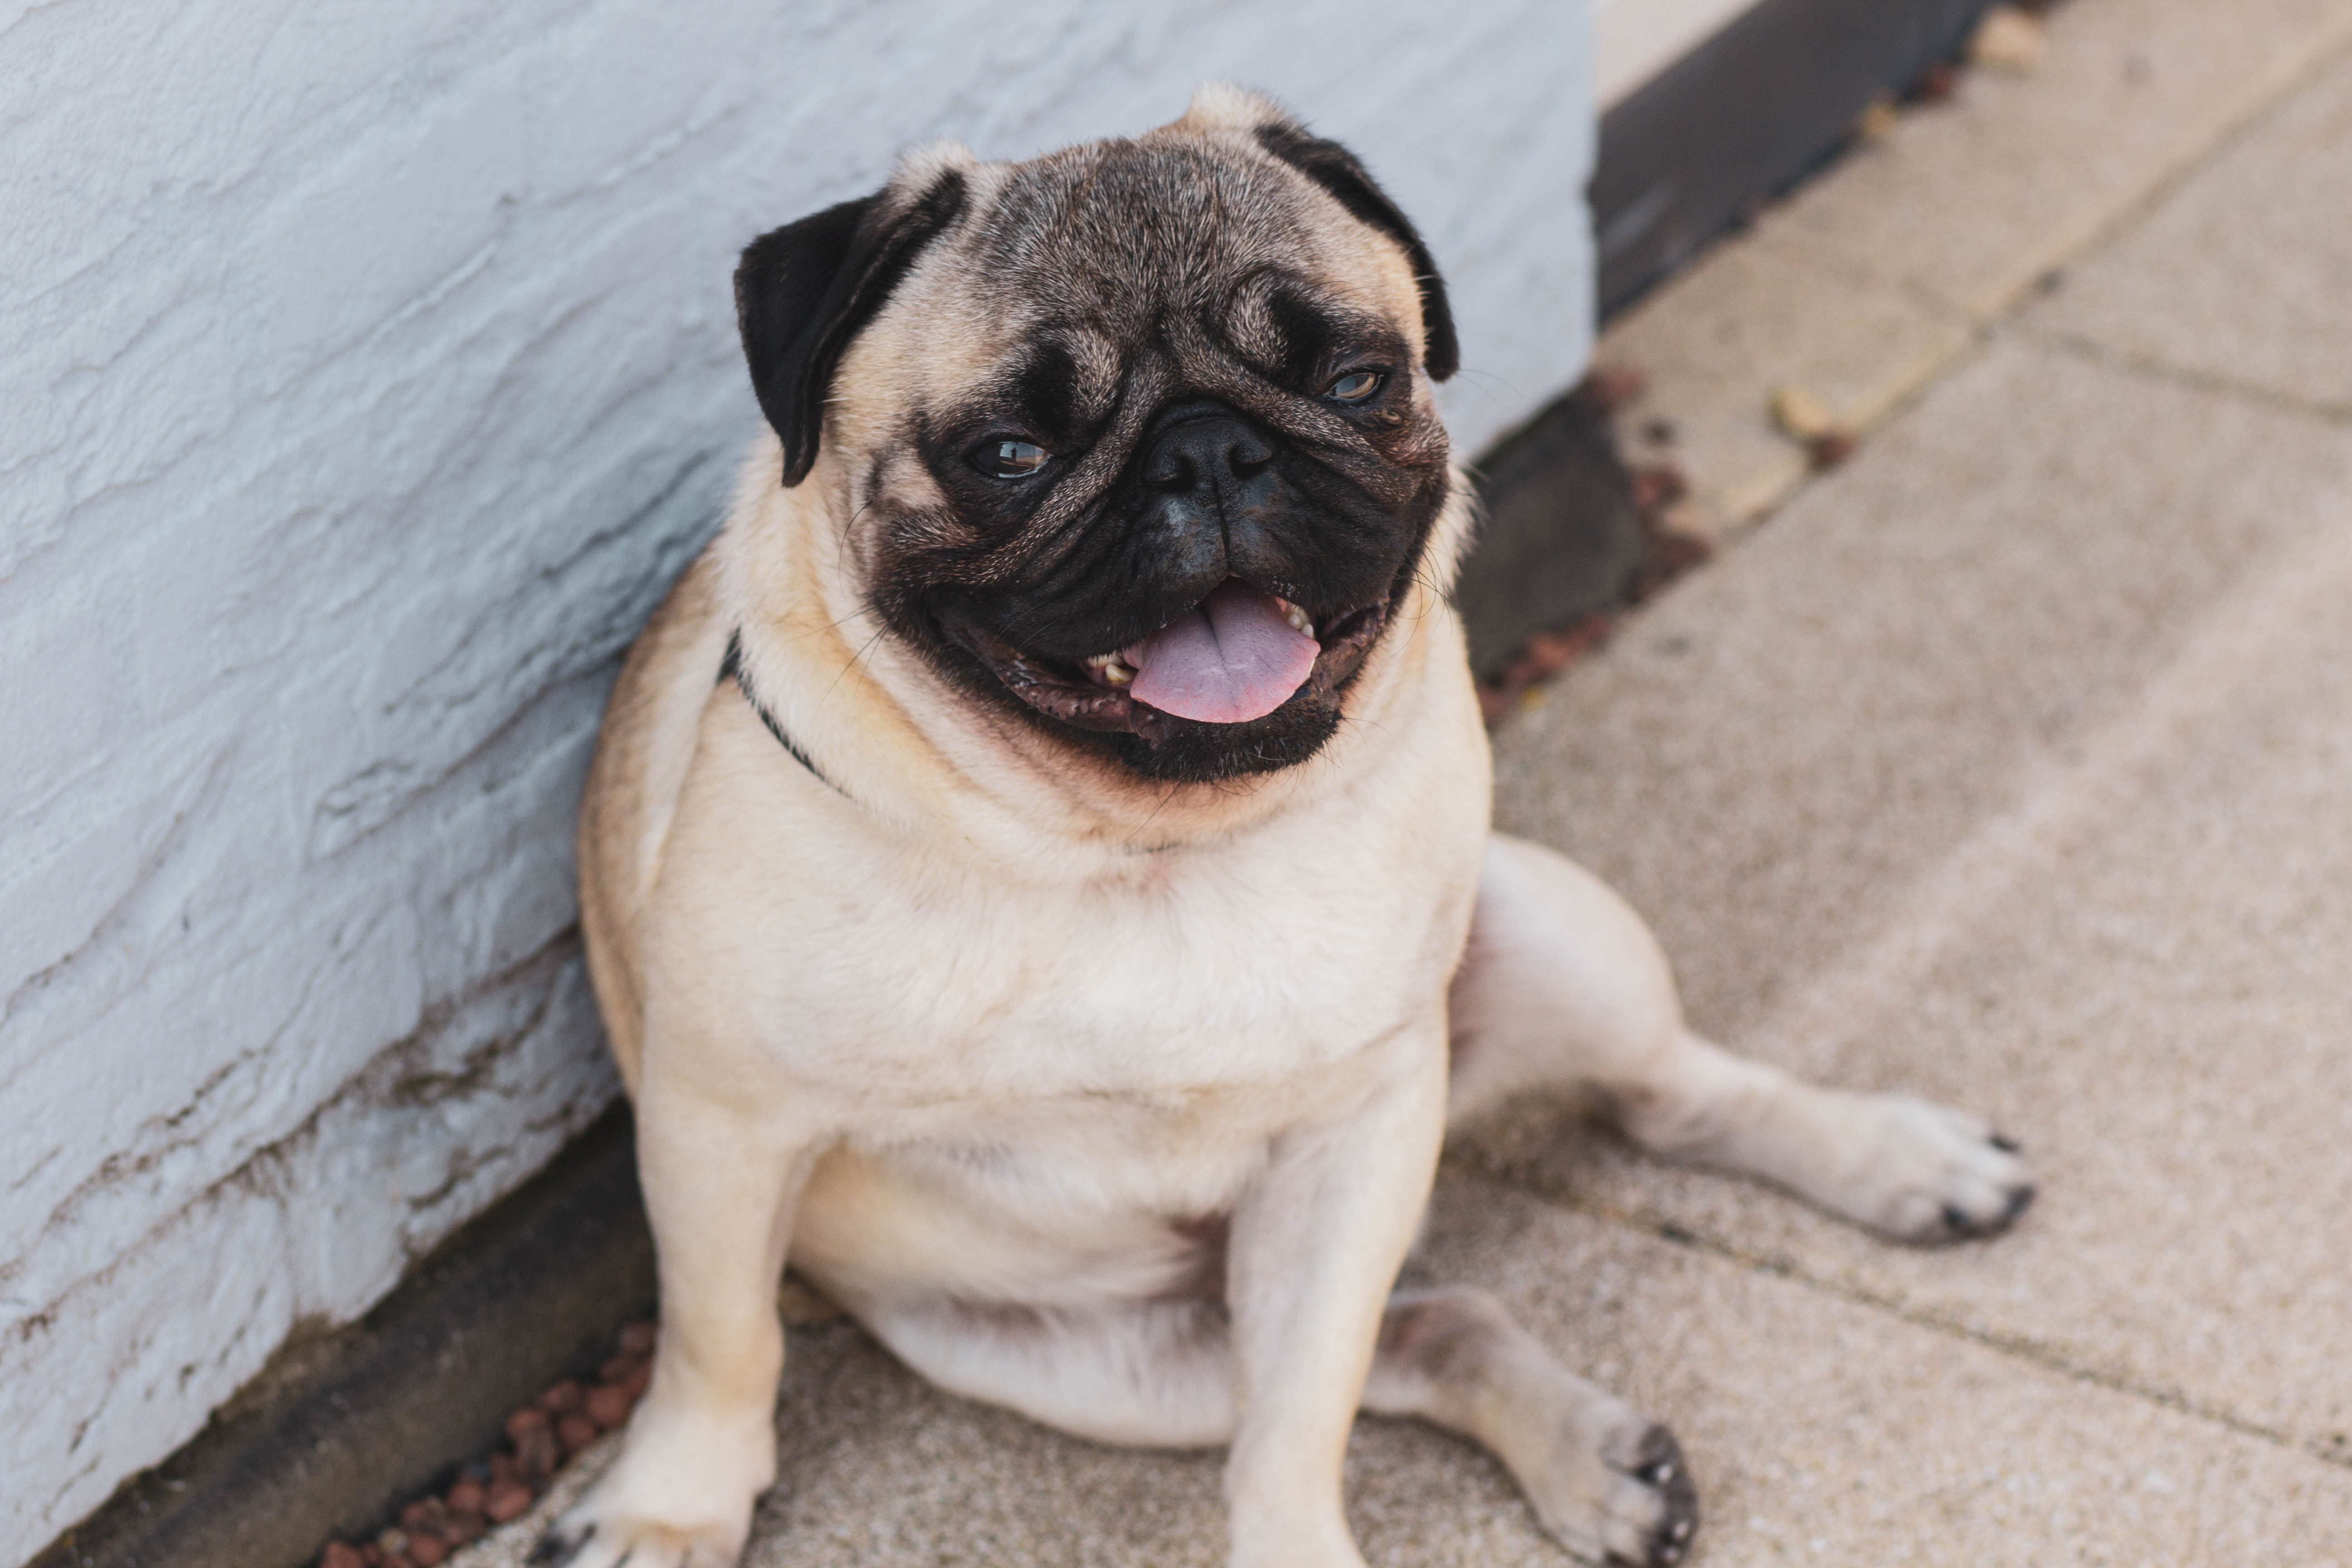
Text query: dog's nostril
1145 415 1274 493
1145 451 1198 491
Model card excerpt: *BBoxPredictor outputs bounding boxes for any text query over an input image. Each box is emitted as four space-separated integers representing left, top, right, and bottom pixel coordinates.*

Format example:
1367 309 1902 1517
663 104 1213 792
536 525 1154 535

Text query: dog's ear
1251 120 1459 383
735 160 970 486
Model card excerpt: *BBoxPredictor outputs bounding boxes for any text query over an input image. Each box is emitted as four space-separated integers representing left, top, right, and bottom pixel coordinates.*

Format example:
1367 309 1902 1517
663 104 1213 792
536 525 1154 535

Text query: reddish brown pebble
1804 431 1857 470
400 1500 446 1533
505 1406 550 1442
585 1382 635 1428
1580 364 1646 414
538 1380 585 1416
556 1411 601 1456
322 1543 366 1568
446 1478 487 1517
485 1479 535 1524
598 1355 638 1384
1628 463 1689 514
407 1535 449 1568
1519 628 1583 677
618 1321 658 1356
359 1545 385 1568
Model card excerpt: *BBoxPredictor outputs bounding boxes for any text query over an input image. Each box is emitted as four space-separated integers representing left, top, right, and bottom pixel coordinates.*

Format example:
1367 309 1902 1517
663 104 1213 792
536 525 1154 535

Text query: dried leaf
1969 5 2046 74
1855 94 1899 144
1770 382 1840 442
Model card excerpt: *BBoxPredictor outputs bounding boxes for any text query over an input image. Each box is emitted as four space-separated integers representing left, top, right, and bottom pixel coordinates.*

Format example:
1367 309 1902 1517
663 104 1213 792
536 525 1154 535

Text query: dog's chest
727 821 1469 1108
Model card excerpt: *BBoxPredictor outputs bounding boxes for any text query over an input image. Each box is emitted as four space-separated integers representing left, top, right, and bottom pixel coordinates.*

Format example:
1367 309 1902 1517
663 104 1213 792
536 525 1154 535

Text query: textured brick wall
0 2 1592 1556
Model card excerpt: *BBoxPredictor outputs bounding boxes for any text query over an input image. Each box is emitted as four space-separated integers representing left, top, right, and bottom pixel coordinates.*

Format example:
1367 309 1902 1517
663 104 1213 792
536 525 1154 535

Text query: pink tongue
1125 579 1321 725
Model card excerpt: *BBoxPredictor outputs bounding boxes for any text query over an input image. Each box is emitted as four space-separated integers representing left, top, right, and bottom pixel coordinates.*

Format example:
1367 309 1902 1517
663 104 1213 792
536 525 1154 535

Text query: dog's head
735 86 1459 784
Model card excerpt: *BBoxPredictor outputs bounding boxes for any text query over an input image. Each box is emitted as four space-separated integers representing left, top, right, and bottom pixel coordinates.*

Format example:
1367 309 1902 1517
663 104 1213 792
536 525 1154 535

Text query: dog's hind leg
1448 833 2034 1243
862 1288 1696 1567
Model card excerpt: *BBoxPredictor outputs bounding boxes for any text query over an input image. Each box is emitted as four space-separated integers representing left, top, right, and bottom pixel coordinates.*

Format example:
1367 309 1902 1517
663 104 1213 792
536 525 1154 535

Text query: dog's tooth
1084 652 1136 686
1281 602 1313 637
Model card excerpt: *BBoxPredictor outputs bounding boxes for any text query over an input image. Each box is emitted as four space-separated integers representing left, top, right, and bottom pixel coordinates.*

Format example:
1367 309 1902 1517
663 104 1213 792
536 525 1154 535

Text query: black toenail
1990 1132 2023 1153
2003 1184 2037 1220
531 1524 591 1566
1942 1202 1972 1232
1632 1423 1700 1566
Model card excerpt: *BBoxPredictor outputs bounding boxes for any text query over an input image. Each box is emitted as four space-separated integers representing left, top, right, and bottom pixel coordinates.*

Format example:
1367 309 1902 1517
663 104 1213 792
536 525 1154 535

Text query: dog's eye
1324 370 1385 405
970 438 1051 480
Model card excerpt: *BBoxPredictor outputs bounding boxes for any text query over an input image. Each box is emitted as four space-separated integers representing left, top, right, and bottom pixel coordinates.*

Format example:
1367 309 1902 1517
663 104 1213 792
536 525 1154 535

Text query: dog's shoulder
577 543 733 1073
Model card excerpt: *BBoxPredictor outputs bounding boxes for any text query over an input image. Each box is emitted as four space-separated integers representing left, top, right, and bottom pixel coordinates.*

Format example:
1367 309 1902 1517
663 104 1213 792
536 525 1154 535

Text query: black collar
719 631 846 797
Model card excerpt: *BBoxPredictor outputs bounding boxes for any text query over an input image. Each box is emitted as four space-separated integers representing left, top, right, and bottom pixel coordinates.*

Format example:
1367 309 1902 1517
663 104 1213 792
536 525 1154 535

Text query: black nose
1119 406 1293 603
1142 413 1275 495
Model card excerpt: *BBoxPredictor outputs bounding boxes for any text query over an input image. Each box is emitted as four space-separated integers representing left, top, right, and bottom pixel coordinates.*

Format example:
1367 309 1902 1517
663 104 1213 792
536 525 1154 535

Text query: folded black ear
1254 125 1458 382
734 170 969 485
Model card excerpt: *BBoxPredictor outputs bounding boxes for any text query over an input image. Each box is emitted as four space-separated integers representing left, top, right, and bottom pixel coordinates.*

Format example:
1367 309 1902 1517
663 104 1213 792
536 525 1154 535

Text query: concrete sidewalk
457 2 2352 1561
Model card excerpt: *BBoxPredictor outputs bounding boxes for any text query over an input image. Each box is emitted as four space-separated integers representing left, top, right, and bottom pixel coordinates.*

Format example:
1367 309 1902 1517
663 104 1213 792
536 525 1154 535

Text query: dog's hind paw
529 1520 592 1566
1582 1421 1700 1566
1533 1420 1703 1561
1814 1092 2037 1244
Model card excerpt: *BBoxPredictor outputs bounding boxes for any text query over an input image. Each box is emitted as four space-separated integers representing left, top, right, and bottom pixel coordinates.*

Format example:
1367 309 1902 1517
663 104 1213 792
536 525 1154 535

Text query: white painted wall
0 3 1592 1557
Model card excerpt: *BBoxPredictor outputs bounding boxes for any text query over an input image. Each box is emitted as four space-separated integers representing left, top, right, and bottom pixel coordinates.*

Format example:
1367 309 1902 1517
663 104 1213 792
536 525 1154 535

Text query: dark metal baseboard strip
1594 0 1997 317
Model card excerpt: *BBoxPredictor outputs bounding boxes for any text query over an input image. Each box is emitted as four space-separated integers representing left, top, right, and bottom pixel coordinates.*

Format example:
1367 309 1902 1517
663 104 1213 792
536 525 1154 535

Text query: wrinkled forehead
970 138 1314 303
885 137 1424 424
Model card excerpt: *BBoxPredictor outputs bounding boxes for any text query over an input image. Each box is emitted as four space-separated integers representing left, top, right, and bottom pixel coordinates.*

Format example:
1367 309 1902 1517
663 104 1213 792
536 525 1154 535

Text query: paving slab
1597 231 1974 540
1479 333 2352 1458
2025 37 2352 414
1593 0 2352 538
1404 1181 2352 1566
1494 335 2352 1045
1773 0 2352 320
453 1177 2352 1566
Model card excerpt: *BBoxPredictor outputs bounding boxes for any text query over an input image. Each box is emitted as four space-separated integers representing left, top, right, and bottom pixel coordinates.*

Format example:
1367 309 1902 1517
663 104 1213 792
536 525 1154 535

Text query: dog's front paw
533 1403 773 1568
1813 1092 2036 1243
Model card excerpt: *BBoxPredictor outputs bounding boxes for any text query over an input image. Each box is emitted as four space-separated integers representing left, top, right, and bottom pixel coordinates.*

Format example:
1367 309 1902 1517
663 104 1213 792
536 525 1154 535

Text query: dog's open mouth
938 578 1390 744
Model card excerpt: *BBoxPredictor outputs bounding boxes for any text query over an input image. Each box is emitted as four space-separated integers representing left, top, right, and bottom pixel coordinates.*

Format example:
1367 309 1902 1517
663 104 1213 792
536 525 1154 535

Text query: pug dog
554 84 2034 1568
